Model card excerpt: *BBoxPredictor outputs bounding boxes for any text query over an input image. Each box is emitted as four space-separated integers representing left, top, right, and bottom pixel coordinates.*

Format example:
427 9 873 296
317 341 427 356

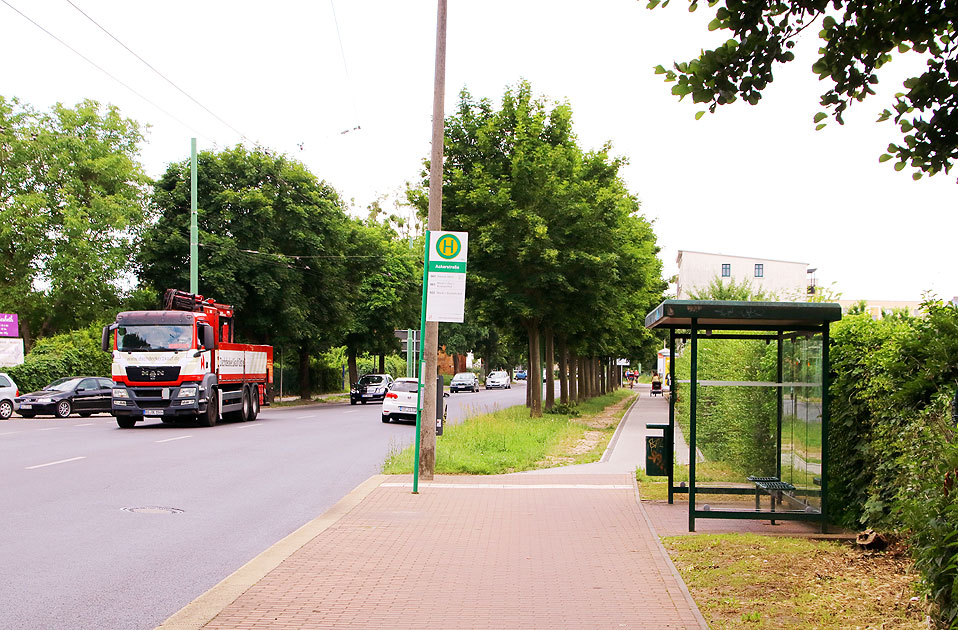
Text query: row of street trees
432 81 666 416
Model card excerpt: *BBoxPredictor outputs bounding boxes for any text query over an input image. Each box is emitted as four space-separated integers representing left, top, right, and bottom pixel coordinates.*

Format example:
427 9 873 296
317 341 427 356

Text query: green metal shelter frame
644 300 842 532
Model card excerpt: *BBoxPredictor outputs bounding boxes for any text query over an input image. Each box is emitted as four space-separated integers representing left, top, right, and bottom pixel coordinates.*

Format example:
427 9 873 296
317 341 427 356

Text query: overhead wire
0 0 212 142
63 0 251 142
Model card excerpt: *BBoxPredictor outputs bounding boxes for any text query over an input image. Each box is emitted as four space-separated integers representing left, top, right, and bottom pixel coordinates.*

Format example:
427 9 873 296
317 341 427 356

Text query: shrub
7 323 111 392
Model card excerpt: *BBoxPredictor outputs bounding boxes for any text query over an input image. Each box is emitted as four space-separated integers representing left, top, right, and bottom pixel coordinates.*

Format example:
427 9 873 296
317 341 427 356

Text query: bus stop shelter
644 300 842 532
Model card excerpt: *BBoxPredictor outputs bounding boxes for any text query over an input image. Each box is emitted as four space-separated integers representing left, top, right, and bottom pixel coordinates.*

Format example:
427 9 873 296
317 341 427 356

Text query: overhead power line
0 0 210 141
64 0 251 141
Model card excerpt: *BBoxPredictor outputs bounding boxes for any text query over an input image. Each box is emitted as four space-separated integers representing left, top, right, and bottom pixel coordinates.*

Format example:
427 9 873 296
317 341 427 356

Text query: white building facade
676 250 813 300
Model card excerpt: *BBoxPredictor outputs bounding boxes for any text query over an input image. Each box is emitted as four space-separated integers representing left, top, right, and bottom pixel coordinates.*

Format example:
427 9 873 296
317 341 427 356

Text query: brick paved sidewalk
160 472 707 630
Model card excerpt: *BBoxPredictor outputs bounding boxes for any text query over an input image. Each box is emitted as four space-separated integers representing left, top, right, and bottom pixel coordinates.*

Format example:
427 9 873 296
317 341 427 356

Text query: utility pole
419 0 447 481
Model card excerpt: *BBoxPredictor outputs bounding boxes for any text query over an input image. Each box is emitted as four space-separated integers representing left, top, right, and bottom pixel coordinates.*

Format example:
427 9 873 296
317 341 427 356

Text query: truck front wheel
116 416 136 429
200 390 218 427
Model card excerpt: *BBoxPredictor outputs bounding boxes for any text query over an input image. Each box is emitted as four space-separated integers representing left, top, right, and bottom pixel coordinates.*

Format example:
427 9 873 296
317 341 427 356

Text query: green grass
382 389 636 475
663 534 923 629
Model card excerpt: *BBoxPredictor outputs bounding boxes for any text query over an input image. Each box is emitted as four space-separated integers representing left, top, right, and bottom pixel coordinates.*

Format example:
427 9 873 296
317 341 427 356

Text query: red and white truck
102 289 273 428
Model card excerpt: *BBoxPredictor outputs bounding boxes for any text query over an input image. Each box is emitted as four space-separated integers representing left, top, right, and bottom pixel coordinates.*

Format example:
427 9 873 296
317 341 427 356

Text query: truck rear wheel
200 390 218 427
116 416 136 429
239 388 252 422
248 385 260 421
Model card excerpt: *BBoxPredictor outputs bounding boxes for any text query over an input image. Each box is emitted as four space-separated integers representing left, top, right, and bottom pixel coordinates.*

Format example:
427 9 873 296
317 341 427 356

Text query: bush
7 323 111 392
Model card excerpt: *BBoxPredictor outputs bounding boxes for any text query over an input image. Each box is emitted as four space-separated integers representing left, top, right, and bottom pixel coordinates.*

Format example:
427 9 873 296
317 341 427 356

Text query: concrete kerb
631 473 711 630
154 474 387 630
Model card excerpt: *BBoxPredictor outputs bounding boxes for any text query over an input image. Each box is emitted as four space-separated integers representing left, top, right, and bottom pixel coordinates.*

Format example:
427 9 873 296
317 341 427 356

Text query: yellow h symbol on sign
435 234 460 259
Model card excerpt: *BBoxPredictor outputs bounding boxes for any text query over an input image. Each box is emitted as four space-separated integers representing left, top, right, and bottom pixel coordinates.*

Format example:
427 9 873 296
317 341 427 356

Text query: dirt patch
665 534 925 629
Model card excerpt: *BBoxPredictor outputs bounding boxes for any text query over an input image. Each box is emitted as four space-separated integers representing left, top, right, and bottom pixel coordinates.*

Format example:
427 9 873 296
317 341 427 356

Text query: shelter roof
645 300 842 331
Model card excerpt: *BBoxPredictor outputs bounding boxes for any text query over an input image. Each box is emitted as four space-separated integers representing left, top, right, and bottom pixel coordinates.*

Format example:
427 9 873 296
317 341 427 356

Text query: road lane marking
26 456 86 470
296 415 312 419
74 423 94 427
238 424 263 429
156 435 193 443
0 431 20 436
38 427 59 431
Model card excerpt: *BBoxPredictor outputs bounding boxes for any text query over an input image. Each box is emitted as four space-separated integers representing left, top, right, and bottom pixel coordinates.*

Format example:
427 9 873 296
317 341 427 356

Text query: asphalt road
0 383 529 630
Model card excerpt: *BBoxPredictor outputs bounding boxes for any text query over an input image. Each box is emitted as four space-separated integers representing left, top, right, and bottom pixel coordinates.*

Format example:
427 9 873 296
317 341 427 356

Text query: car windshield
117 325 194 352
391 381 419 393
46 378 82 392
359 375 385 385
490 372 506 378
452 373 472 381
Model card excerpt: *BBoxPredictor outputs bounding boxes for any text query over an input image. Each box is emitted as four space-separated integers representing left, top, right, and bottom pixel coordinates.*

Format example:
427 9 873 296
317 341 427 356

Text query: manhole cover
121 506 184 514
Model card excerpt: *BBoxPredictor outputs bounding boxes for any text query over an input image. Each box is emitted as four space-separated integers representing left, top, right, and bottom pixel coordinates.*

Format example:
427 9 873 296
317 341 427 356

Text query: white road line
238 424 263 429
343 410 358 414
26 456 86 470
38 427 59 431
296 415 312 419
156 435 193 443
0 431 20 436
74 423 94 427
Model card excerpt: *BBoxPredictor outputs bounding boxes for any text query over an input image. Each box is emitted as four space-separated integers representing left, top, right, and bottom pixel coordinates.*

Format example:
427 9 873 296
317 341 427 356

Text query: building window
754 264 764 278
721 263 730 277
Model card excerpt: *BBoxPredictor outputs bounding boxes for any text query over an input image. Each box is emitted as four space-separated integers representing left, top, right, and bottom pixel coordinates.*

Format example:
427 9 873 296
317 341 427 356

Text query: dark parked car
449 372 479 393
15 376 115 418
350 373 394 405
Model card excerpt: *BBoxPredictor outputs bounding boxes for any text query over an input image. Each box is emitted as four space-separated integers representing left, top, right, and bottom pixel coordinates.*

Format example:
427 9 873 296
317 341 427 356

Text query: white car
381 378 421 423
484 370 511 389
0 372 19 420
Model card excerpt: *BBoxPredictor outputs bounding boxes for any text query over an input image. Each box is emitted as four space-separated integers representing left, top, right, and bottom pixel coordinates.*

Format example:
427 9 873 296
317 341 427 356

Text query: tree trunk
526 322 542 417
298 348 311 399
593 356 601 395
379 354 386 374
347 346 359 387
558 336 568 405
544 328 555 410
599 357 607 395
569 353 578 403
580 357 587 399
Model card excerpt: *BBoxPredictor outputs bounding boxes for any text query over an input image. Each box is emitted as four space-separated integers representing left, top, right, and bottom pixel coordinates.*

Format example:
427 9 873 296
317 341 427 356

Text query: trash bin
645 423 670 477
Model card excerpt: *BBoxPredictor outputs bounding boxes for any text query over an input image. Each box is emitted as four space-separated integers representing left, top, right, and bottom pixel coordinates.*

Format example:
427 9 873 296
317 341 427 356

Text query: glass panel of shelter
676 332 824 516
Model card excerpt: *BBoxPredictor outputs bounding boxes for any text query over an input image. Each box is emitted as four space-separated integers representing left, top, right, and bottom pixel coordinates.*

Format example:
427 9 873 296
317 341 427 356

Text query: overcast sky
2 0 954 302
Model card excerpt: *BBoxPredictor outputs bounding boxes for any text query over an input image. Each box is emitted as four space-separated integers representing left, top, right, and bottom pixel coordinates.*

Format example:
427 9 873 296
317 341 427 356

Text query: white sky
2 0 954 302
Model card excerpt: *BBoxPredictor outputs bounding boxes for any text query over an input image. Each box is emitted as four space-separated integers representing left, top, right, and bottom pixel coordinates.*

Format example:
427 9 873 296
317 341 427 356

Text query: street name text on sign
425 231 468 323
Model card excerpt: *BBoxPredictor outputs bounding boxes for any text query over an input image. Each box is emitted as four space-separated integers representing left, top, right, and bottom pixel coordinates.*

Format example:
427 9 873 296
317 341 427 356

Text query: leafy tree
341 218 420 385
138 146 353 396
648 0 958 179
0 96 151 346
687 275 772 300
437 81 665 414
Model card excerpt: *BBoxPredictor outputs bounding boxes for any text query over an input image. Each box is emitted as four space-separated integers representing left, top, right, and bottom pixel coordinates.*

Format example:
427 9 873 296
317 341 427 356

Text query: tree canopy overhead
649 0 958 180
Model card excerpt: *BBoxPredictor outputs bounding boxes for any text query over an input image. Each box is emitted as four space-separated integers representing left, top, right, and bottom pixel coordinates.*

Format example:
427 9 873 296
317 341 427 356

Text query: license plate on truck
144 409 164 416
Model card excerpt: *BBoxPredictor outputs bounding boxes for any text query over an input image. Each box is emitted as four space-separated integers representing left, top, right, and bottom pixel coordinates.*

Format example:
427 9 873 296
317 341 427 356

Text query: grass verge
664 534 923 629
382 389 636 475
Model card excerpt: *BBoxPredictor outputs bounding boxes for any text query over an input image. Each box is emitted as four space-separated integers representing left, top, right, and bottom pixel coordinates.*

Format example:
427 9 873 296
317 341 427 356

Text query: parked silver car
484 370 512 390
0 372 20 420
